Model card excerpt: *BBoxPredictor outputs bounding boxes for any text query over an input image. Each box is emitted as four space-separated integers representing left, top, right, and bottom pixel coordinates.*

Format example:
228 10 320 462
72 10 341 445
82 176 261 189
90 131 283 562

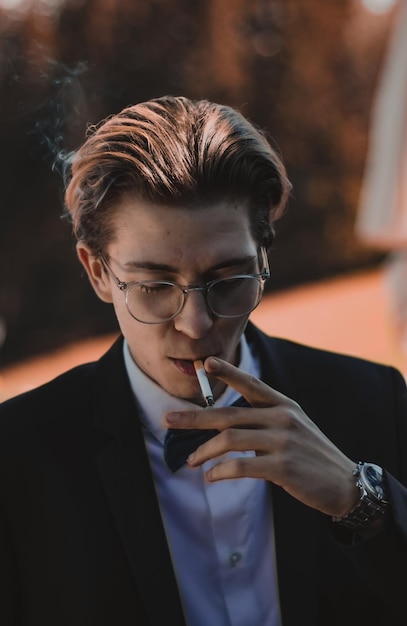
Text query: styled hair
63 95 292 253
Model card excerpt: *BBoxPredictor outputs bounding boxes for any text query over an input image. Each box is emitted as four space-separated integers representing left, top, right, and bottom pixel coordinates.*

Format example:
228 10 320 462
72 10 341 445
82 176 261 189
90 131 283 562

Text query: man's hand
163 356 360 518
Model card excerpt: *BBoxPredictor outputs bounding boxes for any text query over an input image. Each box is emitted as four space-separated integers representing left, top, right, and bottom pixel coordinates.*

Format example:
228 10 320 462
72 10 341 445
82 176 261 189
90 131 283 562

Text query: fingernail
207 357 220 370
166 412 180 424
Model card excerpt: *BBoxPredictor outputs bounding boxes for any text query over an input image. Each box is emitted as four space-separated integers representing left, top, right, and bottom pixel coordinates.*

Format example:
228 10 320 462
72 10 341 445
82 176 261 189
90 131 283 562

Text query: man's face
94 195 261 403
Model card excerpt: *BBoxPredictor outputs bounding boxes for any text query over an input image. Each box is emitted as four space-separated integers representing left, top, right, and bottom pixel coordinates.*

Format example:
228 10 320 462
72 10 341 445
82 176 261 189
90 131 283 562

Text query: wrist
332 462 389 531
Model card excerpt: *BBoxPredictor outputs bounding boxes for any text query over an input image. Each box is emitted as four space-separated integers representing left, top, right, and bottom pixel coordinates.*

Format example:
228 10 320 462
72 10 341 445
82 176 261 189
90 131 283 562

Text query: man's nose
172 290 214 338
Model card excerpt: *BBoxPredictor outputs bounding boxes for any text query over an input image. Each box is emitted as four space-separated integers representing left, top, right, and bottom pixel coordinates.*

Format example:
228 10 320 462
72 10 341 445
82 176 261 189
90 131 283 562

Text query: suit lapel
246 323 319 625
92 338 186 625
271 484 319 626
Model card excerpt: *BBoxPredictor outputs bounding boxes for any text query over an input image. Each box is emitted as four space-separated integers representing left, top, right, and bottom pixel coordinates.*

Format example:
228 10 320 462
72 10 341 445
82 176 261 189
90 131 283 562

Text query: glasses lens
208 276 263 317
126 282 184 323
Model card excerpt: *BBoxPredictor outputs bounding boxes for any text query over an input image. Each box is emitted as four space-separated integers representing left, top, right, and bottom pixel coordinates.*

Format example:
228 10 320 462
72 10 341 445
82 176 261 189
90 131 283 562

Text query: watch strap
332 462 388 531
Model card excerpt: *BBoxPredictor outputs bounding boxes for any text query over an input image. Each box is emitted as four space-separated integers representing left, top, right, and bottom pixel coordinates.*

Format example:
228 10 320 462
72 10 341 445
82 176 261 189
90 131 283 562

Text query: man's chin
184 394 208 408
173 389 207 407
159 380 206 406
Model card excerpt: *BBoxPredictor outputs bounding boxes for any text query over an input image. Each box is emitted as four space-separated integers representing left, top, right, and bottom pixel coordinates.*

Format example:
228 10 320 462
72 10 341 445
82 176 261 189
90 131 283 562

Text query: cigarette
193 359 214 407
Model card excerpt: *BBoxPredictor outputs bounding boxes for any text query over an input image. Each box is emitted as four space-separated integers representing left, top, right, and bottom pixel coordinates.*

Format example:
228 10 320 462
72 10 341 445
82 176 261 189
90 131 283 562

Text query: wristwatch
332 461 389 531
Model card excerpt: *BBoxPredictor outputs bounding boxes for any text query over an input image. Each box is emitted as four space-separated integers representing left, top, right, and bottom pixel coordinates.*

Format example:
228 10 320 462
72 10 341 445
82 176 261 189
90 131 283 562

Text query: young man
0 95 406 626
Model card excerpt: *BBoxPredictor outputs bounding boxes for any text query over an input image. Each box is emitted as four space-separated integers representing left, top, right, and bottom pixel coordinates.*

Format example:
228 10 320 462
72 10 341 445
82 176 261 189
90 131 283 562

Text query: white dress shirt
123 336 281 626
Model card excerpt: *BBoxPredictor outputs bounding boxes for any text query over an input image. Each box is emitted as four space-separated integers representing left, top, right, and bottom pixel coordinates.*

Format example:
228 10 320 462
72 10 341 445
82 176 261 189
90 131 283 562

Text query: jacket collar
92 326 318 625
92 336 186 625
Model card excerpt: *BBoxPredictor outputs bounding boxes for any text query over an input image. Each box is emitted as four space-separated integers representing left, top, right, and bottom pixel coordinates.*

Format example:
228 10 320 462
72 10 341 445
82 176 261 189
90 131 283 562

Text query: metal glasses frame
100 246 270 324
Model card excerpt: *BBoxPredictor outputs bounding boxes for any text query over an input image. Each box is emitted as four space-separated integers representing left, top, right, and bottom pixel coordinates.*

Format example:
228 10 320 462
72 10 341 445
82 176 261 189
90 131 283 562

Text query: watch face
362 463 386 500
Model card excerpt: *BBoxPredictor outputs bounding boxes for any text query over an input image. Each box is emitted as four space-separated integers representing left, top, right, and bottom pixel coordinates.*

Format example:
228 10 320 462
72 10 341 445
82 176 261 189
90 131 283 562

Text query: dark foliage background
0 0 395 367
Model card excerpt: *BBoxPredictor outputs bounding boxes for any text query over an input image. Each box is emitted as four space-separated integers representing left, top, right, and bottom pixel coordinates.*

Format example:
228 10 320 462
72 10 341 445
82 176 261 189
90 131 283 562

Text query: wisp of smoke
31 58 88 185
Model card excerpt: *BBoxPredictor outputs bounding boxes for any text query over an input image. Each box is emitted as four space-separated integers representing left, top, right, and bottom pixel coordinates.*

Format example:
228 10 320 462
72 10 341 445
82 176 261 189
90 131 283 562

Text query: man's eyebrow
122 254 257 273
123 261 178 272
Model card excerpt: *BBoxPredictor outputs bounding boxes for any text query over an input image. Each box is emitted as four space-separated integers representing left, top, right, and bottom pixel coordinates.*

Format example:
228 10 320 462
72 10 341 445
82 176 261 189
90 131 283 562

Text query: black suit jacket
0 322 407 626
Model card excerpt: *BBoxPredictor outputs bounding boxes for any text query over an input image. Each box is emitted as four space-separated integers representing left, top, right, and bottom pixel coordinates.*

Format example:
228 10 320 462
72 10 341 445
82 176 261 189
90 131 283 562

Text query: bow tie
164 395 250 472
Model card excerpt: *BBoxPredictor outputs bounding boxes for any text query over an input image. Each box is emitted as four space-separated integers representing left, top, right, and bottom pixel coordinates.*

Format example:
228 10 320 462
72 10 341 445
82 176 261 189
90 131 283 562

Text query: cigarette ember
193 359 214 407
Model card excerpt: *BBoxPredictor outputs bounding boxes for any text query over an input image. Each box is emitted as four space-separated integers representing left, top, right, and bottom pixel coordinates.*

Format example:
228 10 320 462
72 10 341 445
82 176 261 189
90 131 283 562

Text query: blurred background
0 0 405 396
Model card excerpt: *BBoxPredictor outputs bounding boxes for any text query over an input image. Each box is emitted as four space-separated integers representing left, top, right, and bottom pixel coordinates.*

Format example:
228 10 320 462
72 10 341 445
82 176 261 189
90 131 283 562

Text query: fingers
163 355 299 432
204 356 287 408
164 405 258 431
188 424 272 459
186 426 278 478
198 454 283 483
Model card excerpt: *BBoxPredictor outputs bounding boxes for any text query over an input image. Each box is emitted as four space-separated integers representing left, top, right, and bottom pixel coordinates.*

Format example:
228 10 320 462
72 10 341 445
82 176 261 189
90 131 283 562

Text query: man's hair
63 95 292 253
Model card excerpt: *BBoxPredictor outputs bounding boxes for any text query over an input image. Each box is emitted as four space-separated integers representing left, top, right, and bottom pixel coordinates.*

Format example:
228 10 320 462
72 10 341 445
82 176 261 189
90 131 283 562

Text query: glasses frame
100 247 270 324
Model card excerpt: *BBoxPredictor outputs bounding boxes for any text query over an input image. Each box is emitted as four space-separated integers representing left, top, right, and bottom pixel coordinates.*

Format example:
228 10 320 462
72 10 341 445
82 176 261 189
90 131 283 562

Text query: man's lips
170 357 214 377
171 358 200 376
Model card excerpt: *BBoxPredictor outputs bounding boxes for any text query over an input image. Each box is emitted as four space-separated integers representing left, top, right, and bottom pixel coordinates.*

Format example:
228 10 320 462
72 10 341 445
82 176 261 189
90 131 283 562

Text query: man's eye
137 282 175 295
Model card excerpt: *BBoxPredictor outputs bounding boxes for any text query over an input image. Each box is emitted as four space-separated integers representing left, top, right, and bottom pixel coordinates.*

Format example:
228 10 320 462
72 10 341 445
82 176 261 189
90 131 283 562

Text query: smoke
29 57 89 185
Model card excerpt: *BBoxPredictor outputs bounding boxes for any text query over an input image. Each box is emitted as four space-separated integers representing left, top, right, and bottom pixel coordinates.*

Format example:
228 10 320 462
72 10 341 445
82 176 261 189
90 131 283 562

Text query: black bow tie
164 396 250 472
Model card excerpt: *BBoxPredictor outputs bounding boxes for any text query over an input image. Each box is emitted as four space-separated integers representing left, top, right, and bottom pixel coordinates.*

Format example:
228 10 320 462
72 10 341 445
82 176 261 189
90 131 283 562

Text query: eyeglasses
100 247 270 324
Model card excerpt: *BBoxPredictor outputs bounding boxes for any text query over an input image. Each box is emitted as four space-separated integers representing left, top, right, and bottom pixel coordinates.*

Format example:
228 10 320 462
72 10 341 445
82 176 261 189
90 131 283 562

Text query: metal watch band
332 462 388 531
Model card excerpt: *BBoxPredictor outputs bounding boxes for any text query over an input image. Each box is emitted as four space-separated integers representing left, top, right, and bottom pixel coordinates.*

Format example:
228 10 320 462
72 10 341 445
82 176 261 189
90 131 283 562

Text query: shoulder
0 336 124 429
245 322 406 393
0 362 97 429
246 324 407 472
0 336 128 478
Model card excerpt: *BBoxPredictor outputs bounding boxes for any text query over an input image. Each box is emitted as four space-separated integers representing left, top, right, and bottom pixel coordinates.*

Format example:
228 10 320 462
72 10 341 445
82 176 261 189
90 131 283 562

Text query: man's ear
76 243 113 303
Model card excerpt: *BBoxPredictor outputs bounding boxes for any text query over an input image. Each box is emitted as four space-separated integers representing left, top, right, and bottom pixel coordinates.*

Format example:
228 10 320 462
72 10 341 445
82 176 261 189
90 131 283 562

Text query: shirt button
229 552 242 567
